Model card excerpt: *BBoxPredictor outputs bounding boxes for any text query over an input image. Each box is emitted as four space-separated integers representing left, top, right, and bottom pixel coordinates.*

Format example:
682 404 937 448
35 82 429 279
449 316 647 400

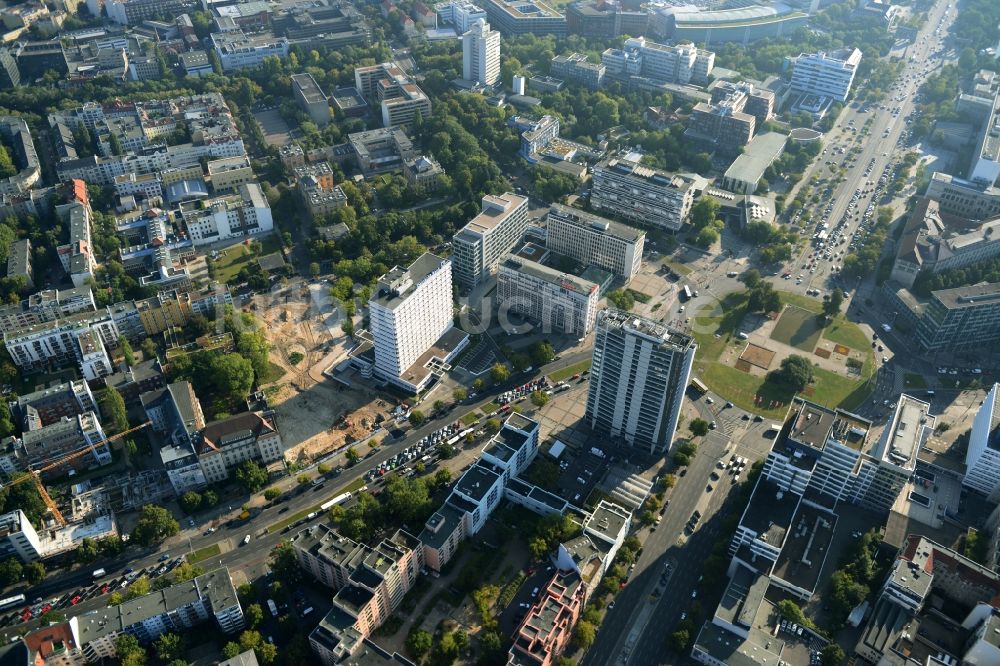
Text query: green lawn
549 360 592 382
771 306 824 352
822 319 871 352
187 543 221 564
691 292 749 362
903 372 927 389
460 412 480 426
778 291 823 314
480 401 499 415
260 361 286 384
213 245 253 284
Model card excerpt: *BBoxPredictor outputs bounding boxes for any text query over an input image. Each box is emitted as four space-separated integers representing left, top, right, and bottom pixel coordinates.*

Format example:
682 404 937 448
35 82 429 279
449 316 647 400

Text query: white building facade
462 19 500 86
585 309 695 454
964 383 1000 500
452 193 529 288
545 203 644 281
790 48 862 102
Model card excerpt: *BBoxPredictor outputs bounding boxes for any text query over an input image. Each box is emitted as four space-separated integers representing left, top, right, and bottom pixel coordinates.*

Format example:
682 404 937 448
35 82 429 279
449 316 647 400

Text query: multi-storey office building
565 0 647 39
604 37 714 85
964 383 1000 500
915 281 1000 352
925 171 1000 220
452 192 529 288
496 256 599 336
437 0 488 32
590 155 700 232
353 62 432 127
0 286 95 331
545 204 643 281
12 379 97 432
291 73 331 126
585 309 695 454
789 47 863 102
179 183 273 245
481 0 566 36
0 510 42 562
550 52 605 90
211 31 290 73
4 310 118 377
21 411 110 477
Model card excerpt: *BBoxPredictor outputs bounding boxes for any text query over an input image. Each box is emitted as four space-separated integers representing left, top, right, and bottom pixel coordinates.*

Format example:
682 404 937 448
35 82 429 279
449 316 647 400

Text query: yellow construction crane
3 421 151 526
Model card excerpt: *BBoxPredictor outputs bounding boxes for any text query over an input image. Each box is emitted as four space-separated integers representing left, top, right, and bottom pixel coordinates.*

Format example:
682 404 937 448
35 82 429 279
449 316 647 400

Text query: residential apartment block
366 253 466 392
178 183 273 246
294 526 423 664
21 411 110 478
591 155 701 232
497 256 599 336
0 510 42 562
207 155 255 193
70 568 243 662
790 47 863 102
0 116 41 195
509 570 587 665
545 203 644 281
4 309 119 379
462 19 500 86
0 286 97 332
5 238 32 290
687 82 774 154
11 378 97 433
354 62 432 127
586 310 695 454
452 192 529 288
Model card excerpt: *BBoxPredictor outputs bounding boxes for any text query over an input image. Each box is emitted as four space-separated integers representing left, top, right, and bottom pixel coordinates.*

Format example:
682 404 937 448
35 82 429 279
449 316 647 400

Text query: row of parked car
497 378 549 406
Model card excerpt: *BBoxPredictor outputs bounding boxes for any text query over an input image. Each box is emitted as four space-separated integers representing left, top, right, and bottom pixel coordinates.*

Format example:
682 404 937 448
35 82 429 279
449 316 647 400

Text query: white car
243 535 251 545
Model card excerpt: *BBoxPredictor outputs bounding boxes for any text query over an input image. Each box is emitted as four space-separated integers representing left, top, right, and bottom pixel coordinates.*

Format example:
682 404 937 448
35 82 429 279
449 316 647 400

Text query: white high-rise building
964 383 1000 500
452 192 529 288
463 19 500 86
369 253 466 392
789 47 862 102
585 309 695 455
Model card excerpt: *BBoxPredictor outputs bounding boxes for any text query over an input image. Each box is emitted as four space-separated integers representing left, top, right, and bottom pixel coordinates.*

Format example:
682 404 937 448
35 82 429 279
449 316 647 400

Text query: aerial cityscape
0 0 996 664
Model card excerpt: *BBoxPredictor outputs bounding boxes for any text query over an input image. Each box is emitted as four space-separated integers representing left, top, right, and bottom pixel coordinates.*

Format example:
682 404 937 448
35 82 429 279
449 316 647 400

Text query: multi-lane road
5 350 593 637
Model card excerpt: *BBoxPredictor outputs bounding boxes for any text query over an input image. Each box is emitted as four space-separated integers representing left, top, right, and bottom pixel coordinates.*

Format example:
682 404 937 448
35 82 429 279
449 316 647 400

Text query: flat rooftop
771 502 836 596
460 193 527 236
597 308 694 351
547 203 644 243
723 132 787 184
501 256 597 297
454 462 502 503
931 281 1000 310
879 395 933 470
715 563 769 630
371 252 447 311
740 479 798 550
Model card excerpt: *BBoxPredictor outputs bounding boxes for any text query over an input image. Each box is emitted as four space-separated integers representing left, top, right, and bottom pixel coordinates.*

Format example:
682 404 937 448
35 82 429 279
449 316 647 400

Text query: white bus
0 594 25 611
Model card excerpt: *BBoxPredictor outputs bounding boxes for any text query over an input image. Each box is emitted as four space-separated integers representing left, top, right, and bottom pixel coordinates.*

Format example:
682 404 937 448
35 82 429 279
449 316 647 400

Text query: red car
20 609 31 622
70 595 82 605
101 584 110 594
40 604 52 615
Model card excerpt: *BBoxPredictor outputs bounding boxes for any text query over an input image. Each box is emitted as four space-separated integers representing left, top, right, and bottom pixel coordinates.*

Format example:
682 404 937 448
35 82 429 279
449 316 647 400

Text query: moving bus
320 492 353 512
689 378 708 395
680 285 692 301
0 594 25 611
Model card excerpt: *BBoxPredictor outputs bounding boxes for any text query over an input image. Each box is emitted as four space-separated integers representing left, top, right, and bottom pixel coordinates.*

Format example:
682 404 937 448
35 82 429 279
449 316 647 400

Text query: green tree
153 632 184 662
820 643 845 666
245 603 264 628
309 262 320 277
172 562 205 583
473 378 486 391
529 341 555 366
24 560 44 584
689 419 709 437
485 418 501 433
235 460 269 493
822 288 844 319
0 400 14 439
0 145 15 179
406 629 433 658
433 399 446 413
141 337 158 360
118 336 134 367
222 642 241 659
452 387 468 402
345 447 360 464
530 390 550 408
434 468 452 487
202 490 219 508
0 557 22 586
99 387 129 434
690 196 721 229
490 363 510 384
408 410 426 426
131 505 180 546
772 355 814 391
116 634 147 666
264 487 281 501
180 491 203 514
670 629 690 652
572 620 596 650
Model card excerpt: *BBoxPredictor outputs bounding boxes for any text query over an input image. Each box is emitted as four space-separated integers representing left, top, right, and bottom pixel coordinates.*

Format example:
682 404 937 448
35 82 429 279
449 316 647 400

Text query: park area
691 290 875 418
